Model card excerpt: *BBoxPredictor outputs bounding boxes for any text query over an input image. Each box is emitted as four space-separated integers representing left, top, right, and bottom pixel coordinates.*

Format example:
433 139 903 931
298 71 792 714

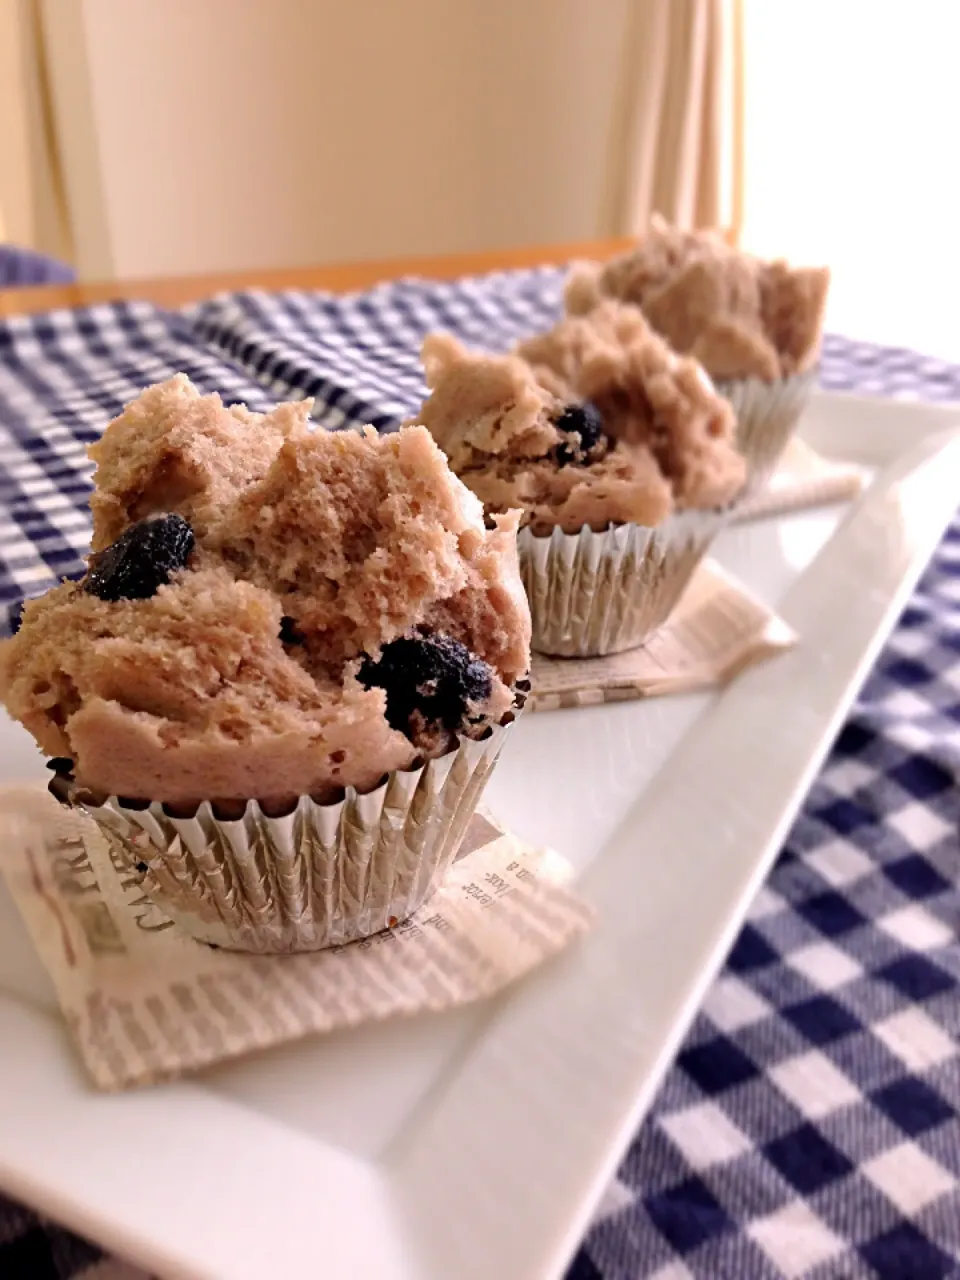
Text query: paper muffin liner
61 714 519 955
715 368 818 496
518 511 726 657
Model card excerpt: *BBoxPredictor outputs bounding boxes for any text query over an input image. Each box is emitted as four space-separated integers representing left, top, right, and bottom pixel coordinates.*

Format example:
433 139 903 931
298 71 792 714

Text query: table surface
0 237 634 319
2 247 960 1280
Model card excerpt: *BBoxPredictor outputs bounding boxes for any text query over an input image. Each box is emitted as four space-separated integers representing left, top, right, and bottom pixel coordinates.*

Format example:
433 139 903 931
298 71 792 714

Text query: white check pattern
1 270 959 1280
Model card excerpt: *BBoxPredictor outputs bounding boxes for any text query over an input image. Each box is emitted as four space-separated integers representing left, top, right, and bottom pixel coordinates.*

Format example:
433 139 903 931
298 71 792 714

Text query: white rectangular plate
1 391 959 1280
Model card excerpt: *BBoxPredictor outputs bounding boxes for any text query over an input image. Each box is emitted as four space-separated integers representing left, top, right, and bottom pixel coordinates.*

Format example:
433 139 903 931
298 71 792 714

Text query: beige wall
0 0 33 245
42 0 630 280
0 0 73 259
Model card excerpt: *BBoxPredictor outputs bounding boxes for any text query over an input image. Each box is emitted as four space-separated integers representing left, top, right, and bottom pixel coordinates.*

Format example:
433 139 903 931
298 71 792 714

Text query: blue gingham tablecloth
1 270 959 1280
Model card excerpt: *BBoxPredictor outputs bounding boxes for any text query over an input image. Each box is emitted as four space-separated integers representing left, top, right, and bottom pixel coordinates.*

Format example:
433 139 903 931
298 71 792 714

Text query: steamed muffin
1 375 530 807
0 375 532 952
411 303 745 657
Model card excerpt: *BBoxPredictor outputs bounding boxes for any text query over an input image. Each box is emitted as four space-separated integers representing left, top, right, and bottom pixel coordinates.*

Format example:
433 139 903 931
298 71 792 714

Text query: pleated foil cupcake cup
66 715 518 955
715 369 818 496
518 511 726 658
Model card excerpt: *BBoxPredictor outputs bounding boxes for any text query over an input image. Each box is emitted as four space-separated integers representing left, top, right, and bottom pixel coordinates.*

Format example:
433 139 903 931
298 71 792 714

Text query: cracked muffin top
564 217 829 382
411 299 745 535
0 376 530 805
